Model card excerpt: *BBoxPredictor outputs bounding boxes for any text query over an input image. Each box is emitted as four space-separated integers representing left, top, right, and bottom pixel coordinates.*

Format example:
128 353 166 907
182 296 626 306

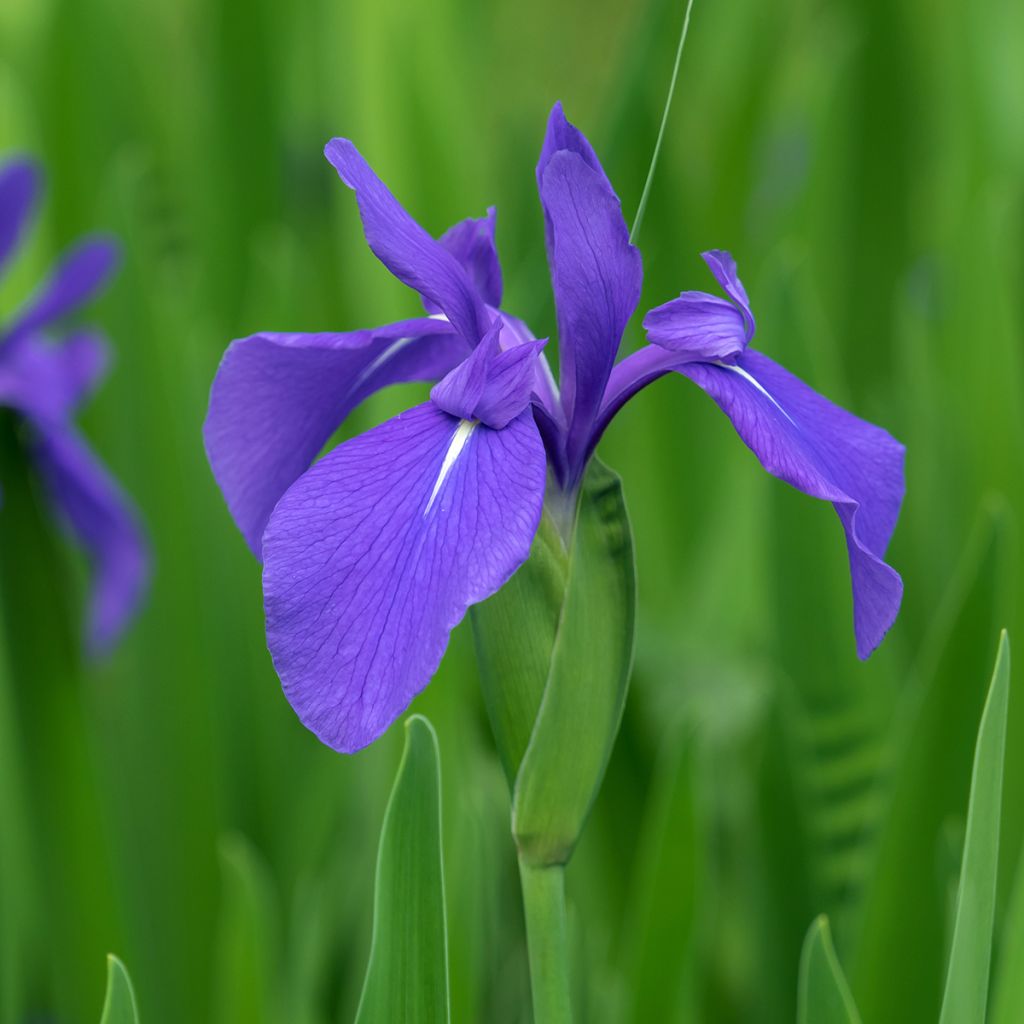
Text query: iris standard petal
262 401 546 753
324 139 491 345
0 158 41 278
4 237 119 348
678 349 904 658
643 291 749 360
536 102 613 245
203 318 466 557
32 422 148 654
540 149 641 483
436 207 503 308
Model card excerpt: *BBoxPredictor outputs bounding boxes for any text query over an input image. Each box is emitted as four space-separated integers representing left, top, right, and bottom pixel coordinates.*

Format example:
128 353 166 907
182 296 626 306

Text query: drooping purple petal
324 139 491 345
31 421 148 654
262 401 546 752
203 317 467 558
540 148 641 484
431 318 546 429
0 332 108 422
3 237 119 348
643 292 749 360
435 208 503 308
677 349 904 657
0 158 41 278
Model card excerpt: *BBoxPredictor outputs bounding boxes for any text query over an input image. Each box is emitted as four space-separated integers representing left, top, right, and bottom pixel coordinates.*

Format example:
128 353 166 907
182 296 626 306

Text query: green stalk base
518 860 573 1024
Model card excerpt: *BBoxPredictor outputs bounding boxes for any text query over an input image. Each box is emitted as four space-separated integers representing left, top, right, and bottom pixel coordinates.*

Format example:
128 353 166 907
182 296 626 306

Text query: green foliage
939 632 1010 1024
99 956 140 1024
355 715 449 1024
0 0 1021 1021
472 510 569 783
797 917 861 1024
512 459 636 867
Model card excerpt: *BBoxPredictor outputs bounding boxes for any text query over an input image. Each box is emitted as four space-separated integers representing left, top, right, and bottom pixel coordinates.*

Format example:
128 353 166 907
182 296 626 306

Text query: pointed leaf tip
100 955 140 1024
939 630 1010 1024
798 916 862 1024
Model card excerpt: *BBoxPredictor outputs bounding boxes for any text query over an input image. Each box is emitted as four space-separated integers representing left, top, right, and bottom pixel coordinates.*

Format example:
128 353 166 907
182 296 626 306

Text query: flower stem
519 859 573 1024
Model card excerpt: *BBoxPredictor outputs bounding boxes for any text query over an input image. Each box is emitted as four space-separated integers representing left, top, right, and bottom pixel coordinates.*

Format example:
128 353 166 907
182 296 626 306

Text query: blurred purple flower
205 105 904 752
0 158 147 654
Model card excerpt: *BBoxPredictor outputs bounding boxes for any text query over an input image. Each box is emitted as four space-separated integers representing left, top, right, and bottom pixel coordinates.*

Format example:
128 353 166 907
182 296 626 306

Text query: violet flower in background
204 104 904 753
0 158 147 654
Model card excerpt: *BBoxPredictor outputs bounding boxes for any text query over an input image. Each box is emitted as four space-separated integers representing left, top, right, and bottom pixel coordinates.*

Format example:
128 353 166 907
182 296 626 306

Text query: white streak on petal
714 361 797 427
350 335 416 394
424 418 477 514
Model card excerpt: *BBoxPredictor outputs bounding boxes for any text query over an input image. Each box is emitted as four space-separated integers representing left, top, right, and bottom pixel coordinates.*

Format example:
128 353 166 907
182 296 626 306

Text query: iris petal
324 139 491 346
262 402 546 752
679 350 904 657
539 147 641 483
643 291 748 360
203 318 467 557
434 207 503 309
0 158 40 279
4 237 119 348
32 422 148 654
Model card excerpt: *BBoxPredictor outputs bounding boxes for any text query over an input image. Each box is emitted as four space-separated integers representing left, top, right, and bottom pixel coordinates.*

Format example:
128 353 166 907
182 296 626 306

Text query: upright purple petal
31 422 148 654
539 148 641 482
701 250 754 337
324 139 491 345
678 349 904 657
536 102 613 247
642 249 755 360
262 402 546 752
435 208 503 308
4 237 119 348
0 159 41 277
203 318 467 557
431 318 546 429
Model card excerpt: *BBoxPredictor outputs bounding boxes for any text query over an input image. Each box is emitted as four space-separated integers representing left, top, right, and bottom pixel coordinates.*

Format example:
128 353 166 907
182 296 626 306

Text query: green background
0 0 1021 1019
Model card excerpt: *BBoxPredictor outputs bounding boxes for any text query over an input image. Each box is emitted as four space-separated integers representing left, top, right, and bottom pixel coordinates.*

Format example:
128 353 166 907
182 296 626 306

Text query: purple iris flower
0 158 148 654
204 104 903 753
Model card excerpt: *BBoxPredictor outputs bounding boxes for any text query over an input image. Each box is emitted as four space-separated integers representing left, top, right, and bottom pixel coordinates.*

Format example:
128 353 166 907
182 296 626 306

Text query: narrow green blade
512 459 636 866
938 630 1011 1024
355 715 449 1024
797 917 862 1024
991 833 1024 1024
213 835 279 1024
99 956 139 1024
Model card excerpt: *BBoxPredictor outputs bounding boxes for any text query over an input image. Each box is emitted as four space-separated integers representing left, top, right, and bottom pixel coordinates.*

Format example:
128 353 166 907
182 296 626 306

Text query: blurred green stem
519 860 572 1024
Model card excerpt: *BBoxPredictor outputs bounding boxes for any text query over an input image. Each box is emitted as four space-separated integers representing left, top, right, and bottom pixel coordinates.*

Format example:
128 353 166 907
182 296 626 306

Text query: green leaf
798 917 862 1024
512 459 636 866
99 955 140 1024
991 829 1024 1024
471 510 569 783
851 506 1014 1024
356 715 449 1024
213 835 280 1024
938 630 1011 1024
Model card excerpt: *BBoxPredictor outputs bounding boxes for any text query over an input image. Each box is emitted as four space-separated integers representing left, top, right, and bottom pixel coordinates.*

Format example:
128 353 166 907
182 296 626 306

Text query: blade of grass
938 630 1011 1024
99 956 139 1024
355 715 449 1024
798 916 862 1024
